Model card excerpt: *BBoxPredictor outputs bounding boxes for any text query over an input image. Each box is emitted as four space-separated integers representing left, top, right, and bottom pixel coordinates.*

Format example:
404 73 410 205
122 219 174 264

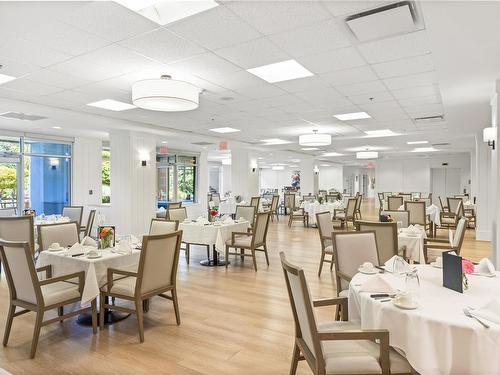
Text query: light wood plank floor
0 199 490 374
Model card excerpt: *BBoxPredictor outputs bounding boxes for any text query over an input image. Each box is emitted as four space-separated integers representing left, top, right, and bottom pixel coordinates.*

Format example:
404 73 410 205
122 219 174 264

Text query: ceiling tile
335 80 387 96
2 77 63 96
398 95 442 107
168 6 261 50
372 54 435 79
41 89 97 105
274 76 331 94
391 85 440 100
322 1 391 17
383 71 438 90
25 69 91 90
0 57 41 77
321 66 378 86
170 52 242 81
269 19 351 58
357 31 431 64
347 90 394 105
204 70 265 91
297 47 366 74
239 83 288 99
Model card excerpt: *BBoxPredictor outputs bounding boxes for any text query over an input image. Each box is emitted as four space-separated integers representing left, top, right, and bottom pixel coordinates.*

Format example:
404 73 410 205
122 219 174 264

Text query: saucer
48 247 64 252
87 253 102 259
393 300 418 310
358 267 378 275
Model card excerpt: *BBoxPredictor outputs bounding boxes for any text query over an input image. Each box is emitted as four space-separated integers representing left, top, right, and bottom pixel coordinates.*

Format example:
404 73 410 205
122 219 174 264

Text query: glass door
0 157 21 210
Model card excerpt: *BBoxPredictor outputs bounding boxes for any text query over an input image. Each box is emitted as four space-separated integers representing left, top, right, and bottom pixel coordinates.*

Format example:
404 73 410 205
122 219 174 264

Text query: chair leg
30 312 43 359
3 303 15 346
99 293 105 330
263 245 269 266
135 299 145 343
288 215 292 227
186 244 190 265
225 246 229 268
289 342 301 375
91 299 97 334
206 245 210 260
318 251 325 277
58 306 64 323
251 249 257 271
330 255 334 270
172 288 181 325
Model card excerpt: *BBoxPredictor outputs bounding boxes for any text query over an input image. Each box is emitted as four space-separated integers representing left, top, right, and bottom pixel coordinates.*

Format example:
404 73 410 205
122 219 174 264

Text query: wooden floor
0 199 491 374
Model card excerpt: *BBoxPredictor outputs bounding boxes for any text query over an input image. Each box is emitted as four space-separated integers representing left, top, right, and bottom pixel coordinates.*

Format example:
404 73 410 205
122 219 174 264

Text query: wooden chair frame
168 202 182 209
62 205 84 231
80 209 96 238
37 221 80 253
355 220 400 263
333 198 357 229
0 215 35 258
288 208 309 228
268 195 280 222
315 211 334 277
424 218 468 264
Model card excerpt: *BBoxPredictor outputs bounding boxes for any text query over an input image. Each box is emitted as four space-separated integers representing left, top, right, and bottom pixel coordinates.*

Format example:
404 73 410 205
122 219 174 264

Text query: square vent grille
0 111 47 121
414 115 445 125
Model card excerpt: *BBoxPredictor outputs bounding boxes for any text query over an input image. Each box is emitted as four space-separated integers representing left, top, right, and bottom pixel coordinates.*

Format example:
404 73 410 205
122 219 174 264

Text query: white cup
49 242 61 250
362 262 374 271
87 249 98 257
239 217 245 221
395 291 412 306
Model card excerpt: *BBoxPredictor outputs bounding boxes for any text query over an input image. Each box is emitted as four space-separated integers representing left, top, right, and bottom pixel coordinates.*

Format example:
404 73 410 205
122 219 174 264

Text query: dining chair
0 207 16 217
399 193 412 202
80 209 96 238
168 202 182 209
454 194 468 202
380 210 410 228
404 201 431 235
424 218 468 263
0 239 96 358
333 198 356 229
411 192 421 200
325 194 338 203
225 212 271 271
354 194 363 219
377 192 385 209
235 205 256 230
387 196 403 211
382 192 392 200
284 193 296 215
419 198 431 208
316 211 335 277
447 197 463 215
355 221 399 264
0 216 36 275
288 206 309 228
149 219 178 235
267 195 280 222
167 207 187 222
280 252 413 375
440 200 464 231
332 231 380 299
302 195 316 203
100 231 182 342
438 196 449 212
62 206 83 230
342 195 353 207
250 196 260 210
37 221 80 252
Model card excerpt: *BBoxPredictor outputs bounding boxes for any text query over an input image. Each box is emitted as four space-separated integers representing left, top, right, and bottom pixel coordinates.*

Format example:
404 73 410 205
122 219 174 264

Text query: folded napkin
67 242 85 255
157 207 166 212
81 236 97 247
196 216 209 224
222 216 234 224
473 300 500 325
115 240 132 254
404 224 423 235
384 255 411 273
130 234 140 245
359 274 396 294
433 251 457 267
474 258 496 277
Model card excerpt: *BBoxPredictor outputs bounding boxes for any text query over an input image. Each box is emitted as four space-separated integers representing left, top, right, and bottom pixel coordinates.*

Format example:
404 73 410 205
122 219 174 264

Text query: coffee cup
87 249 99 257
361 262 374 271
49 242 61 250
395 291 412 306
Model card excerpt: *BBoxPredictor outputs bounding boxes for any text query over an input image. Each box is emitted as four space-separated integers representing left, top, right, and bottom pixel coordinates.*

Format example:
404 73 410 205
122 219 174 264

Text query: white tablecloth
300 201 344 225
398 204 441 226
179 221 249 252
218 201 264 215
34 215 70 226
398 228 426 263
36 248 140 305
348 266 500 375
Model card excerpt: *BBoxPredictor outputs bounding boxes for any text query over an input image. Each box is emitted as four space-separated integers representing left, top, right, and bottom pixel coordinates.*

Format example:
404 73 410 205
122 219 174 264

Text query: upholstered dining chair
37 221 80 252
168 202 182 209
280 252 413 375
382 192 392 200
355 221 399 264
266 195 280 222
380 210 410 228
438 196 449 212
332 231 380 299
0 239 96 358
0 216 35 274
440 200 464 231
284 193 296 215
424 218 468 263
235 205 256 230
404 201 431 235
325 194 338 203
225 212 271 271
80 209 96 238
62 206 83 230
149 219 178 235
377 192 385 209
250 196 260 210
315 211 335 277
354 194 363 219
419 198 431 208
447 197 463 216
333 198 357 229
0 207 16 217
399 193 412 203
167 207 187 222
100 231 182 342
387 196 403 211
288 207 309 228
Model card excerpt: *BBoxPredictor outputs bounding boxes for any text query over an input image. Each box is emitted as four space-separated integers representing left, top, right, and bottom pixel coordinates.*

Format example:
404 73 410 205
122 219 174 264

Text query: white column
491 83 500 267
195 151 208 217
300 157 315 195
475 131 491 241
230 148 258 201
109 130 156 236
221 163 232 195
72 137 102 207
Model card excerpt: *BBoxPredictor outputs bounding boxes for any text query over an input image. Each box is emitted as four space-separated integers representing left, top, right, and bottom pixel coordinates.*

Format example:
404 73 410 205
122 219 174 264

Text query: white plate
393 300 418 310
48 247 64 252
87 253 102 259
358 267 378 275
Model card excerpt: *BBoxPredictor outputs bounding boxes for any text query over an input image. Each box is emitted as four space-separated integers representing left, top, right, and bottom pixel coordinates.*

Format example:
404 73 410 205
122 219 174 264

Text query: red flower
210 209 217 217
462 259 474 274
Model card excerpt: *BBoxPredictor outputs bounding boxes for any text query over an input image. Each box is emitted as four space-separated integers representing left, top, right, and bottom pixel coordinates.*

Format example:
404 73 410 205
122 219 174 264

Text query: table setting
398 224 427 263
300 200 344 225
398 203 441 226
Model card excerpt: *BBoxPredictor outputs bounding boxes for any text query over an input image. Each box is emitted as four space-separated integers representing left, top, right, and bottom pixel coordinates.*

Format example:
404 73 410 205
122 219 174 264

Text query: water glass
405 269 420 301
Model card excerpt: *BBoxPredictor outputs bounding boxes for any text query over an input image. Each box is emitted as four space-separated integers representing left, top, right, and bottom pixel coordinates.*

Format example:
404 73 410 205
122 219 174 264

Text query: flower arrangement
209 208 218 222
462 258 474 290
98 226 115 249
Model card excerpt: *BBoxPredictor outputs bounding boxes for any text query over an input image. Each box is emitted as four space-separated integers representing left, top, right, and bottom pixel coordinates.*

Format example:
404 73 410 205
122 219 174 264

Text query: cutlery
71 253 85 257
374 265 385 273
463 308 490 328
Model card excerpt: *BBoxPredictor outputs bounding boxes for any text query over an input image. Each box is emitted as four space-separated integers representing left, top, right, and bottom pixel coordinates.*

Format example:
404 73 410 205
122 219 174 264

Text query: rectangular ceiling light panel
334 112 371 121
87 99 136 111
0 112 47 121
209 127 240 133
247 60 313 83
0 73 17 85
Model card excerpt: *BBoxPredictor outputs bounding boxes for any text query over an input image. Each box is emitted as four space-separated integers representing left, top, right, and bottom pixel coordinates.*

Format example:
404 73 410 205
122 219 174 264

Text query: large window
157 152 197 208
0 135 72 215
101 146 110 204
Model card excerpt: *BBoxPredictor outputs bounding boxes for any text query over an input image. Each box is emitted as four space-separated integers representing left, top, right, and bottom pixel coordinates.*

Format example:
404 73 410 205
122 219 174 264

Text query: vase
100 235 112 249
462 273 469 290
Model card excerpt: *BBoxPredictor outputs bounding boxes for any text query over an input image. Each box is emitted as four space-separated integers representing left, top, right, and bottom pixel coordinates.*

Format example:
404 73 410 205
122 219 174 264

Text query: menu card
443 251 463 293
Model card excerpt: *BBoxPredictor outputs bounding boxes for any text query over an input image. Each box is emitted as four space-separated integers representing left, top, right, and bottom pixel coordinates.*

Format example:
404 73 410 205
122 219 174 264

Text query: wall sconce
141 160 147 167
313 165 319 175
483 127 496 150
138 150 150 167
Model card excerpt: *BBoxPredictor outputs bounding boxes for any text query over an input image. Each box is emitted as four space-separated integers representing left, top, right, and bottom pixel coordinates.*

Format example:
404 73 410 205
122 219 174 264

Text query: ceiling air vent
191 141 214 146
0 111 48 121
414 115 444 125
432 142 451 147
345 1 421 42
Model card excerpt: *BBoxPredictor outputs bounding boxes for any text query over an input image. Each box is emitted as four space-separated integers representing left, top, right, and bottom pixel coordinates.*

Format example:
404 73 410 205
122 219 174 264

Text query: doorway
431 168 461 204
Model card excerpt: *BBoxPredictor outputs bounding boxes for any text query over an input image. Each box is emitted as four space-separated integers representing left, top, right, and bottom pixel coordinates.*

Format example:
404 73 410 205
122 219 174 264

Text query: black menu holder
443 251 463 293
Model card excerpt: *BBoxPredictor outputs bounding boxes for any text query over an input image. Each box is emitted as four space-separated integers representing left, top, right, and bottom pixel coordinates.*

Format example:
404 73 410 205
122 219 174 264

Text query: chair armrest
313 297 348 321
39 271 85 294
424 244 451 250
36 265 52 278
106 268 138 291
424 238 448 244
333 209 345 215
231 231 252 244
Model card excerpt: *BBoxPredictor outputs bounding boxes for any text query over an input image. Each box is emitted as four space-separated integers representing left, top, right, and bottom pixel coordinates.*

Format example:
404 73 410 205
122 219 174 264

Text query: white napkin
448 229 454 247
116 240 132 254
81 236 97 247
157 207 166 212
473 258 496 277
222 216 234 224
67 242 85 255
465 200 473 206
473 300 500 325
384 255 411 273
359 274 396 294
432 251 457 268
130 234 140 245
196 216 209 224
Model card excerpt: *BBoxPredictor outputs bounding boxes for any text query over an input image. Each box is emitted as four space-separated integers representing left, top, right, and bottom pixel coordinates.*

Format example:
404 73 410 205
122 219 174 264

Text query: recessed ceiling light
271 165 285 171
356 151 379 159
261 138 292 145
406 140 428 145
412 147 438 153
162 141 168 144
87 99 136 111
0 73 17 85
323 152 343 157
364 129 397 137
290 159 301 163
52 126 62 129
299 130 331 146
247 59 313 83
114 0 219 26
320 164 331 167
301 147 319 151
334 112 371 121
289 165 299 168
258 157 264 160
209 127 240 134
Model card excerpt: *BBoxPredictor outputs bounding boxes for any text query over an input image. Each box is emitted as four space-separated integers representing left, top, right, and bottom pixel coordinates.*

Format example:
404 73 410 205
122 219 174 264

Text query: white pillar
196 151 208 217
72 137 102 207
230 148 258 201
490 82 500 267
300 157 315 195
475 131 492 241
109 130 156 236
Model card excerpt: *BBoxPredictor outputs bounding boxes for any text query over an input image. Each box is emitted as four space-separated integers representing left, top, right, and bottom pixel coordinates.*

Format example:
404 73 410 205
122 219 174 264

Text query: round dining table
348 265 500 375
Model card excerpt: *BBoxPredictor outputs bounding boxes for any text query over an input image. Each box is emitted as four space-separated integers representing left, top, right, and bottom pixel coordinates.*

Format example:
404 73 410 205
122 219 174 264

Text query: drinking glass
405 269 420 301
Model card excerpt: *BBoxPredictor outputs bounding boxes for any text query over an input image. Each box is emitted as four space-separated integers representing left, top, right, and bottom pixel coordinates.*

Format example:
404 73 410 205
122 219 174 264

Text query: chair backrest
333 231 379 293
38 221 79 251
400 193 412 202
168 202 182 209
137 231 182 295
404 201 426 225
356 221 398 264
355 194 362 210
0 207 16 217
167 207 187 222
326 194 338 203
83 209 96 237
0 240 41 306
411 192 421 200
284 193 296 209
316 211 333 248
455 200 464 218
342 195 353 206
447 197 462 214
387 196 403 210
149 219 179 235
250 196 260 208
271 195 279 211
211 194 221 206
62 206 83 227
382 192 392 200
303 195 316 203
377 192 384 206
453 217 468 251
454 194 468 202
419 198 431 208
280 252 321 363
236 205 256 227
0 216 35 256
381 210 409 228
253 211 270 246
438 196 447 210
345 198 357 217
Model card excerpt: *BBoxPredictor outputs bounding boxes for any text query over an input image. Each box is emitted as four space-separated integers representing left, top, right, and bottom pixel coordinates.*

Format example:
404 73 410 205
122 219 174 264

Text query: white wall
221 163 231 195
318 165 343 191
259 168 291 191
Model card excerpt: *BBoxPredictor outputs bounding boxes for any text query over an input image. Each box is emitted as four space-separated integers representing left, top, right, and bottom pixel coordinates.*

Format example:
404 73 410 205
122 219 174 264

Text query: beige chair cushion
324 245 334 254
292 210 305 216
441 217 456 224
335 212 345 219
41 281 80 306
110 276 137 297
319 322 413 374
226 235 252 247
338 289 348 298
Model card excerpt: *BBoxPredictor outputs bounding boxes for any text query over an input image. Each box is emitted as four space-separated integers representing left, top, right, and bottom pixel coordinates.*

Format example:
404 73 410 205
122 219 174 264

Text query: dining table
299 201 344 225
178 220 249 266
348 265 500 374
398 226 427 264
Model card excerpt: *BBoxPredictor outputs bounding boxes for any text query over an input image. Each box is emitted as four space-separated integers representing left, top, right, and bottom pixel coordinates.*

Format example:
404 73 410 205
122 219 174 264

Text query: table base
200 247 228 267
77 311 130 326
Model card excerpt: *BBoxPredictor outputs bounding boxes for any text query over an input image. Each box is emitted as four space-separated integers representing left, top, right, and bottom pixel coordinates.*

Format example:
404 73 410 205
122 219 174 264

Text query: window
157 152 198 207
102 146 110 204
